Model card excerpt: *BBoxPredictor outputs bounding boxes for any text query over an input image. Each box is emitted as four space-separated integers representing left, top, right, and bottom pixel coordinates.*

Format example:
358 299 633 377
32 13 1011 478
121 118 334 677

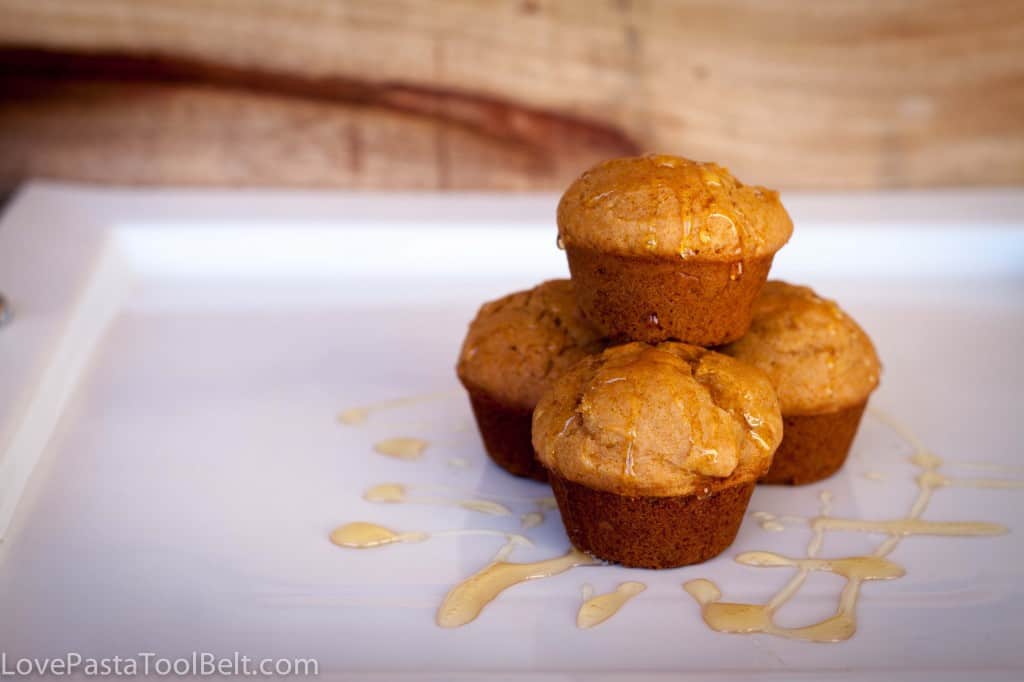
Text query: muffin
557 154 793 345
457 279 605 480
532 342 782 568
720 281 881 485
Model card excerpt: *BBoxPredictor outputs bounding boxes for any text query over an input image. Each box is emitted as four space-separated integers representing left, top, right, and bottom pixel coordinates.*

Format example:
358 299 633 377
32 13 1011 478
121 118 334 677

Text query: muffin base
565 246 773 345
761 401 868 485
548 473 755 569
467 391 548 481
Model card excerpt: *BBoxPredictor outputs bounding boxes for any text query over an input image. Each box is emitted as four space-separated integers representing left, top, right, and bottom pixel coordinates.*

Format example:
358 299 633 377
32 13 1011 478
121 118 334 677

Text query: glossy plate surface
0 184 1022 681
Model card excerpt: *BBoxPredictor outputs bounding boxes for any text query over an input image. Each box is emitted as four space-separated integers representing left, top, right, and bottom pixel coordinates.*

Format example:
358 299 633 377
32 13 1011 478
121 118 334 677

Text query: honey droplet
520 511 544 529
584 190 615 208
556 234 565 250
459 500 513 516
752 511 785 532
695 162 723 185
363 483 512 515
338 408 369 425
363 483 407 502
373 437 428 460
536 496 558 511
729 261 744 281
329 522 427 548
337 391 459 427
647 312 661 328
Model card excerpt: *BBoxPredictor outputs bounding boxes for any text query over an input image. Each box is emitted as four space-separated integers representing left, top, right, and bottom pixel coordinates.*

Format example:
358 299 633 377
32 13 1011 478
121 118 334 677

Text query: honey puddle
373 437 429 460
577 582 646 629
364 483 511 516
686 414 1017 642
437 544 599 628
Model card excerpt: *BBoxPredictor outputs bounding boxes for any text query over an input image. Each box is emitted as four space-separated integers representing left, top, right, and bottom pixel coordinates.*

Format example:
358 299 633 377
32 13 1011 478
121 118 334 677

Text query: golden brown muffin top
721 281 881 416
557 154 793 261
532 342 782 496
456 279 605 411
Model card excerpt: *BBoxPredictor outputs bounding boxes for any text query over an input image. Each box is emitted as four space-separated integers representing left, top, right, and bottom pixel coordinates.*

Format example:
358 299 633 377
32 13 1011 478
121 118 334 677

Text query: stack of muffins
457 155 881 569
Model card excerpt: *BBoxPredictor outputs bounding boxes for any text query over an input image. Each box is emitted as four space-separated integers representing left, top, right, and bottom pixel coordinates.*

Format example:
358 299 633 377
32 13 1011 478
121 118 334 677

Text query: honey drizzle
939 476 1024 490
944 460 1024 475
577 582 647 629
330 522 528 550
338 390 457 426
685 415 1014 642
333 397 1019 635
751 511 785 532
624 393 639 478
395 485 556 508
436 545 599 628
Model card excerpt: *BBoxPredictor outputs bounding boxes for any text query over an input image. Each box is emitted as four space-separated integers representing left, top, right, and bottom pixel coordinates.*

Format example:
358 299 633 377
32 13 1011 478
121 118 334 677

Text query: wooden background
0 0 1022 196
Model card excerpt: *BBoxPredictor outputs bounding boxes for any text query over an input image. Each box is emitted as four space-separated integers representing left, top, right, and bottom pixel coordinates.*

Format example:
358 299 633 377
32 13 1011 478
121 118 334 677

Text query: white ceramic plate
1 183 1023 681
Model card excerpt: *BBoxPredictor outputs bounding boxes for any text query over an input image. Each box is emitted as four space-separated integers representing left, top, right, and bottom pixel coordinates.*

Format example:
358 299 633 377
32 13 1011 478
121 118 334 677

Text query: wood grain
0 49 636 191
0 0 1022 192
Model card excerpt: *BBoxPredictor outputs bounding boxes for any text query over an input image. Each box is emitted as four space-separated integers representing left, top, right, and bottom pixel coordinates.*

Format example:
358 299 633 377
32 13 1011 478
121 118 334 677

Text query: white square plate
1 183 1023 681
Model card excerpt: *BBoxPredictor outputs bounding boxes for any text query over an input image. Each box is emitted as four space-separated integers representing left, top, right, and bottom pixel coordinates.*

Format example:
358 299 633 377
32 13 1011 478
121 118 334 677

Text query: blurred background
0 0 1021 201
